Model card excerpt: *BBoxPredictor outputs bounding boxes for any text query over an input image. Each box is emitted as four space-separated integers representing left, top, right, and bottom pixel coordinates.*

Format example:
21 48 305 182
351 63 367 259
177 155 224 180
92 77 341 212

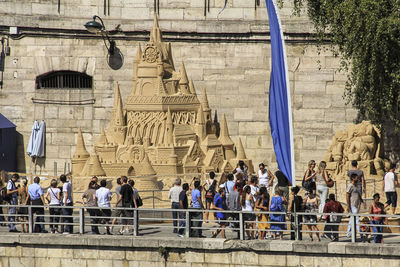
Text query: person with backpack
118 176 135 234
6 174 20 232
270 188 287 240
323 193 344 241
204 179 217 223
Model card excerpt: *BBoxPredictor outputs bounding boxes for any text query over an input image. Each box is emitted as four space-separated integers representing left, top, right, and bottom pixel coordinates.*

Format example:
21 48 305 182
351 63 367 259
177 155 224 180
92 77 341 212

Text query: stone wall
0 0 357 177
0 234 399 267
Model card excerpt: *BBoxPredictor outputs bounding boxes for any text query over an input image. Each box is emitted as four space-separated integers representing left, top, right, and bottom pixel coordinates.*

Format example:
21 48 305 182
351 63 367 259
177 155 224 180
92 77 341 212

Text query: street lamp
84 15 116 55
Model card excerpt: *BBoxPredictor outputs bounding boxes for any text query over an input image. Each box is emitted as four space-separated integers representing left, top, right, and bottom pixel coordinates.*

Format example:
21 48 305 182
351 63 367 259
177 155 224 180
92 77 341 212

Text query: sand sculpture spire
107 82 127 145
71 128 90 175
219 114 235 160
236 137 247 159
133 43 142 80
189 80 197 95
150 15 162 44
201 88 211 122
96 127 108 146
179 62 190 94
80 152 106 177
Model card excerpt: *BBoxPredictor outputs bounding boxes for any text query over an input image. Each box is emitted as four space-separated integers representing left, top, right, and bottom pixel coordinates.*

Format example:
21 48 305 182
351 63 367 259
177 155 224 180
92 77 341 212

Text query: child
360 217 371 243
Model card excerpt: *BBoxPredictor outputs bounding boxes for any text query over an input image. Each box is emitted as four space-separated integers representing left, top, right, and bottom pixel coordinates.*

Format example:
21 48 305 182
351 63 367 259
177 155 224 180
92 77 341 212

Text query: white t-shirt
258 169 270 187
63 182 73 204
48 187 61 205
96 187 112 207
384 172 398 192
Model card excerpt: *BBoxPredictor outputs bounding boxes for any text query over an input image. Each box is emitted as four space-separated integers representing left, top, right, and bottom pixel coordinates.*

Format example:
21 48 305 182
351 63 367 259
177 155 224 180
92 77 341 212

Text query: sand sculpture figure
325 120 386 178
71 16 253 192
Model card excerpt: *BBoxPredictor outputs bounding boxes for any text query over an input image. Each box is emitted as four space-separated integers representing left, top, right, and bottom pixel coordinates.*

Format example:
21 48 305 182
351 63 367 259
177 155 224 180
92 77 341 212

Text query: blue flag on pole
266 0 295 186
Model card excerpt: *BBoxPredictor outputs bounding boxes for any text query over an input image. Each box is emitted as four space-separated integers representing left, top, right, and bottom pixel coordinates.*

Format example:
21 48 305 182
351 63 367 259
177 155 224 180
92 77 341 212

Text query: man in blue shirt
27 176 47 233
6 174 20 232
212 188 227 238
190 180 204 237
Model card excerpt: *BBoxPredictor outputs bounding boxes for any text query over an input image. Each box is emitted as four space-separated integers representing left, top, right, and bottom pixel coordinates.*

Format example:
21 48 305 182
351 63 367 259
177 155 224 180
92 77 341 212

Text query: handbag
326 178 334 188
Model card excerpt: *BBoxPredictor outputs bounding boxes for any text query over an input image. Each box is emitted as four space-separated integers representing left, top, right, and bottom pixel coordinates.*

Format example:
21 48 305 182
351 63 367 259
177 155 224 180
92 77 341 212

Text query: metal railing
0 203 399 243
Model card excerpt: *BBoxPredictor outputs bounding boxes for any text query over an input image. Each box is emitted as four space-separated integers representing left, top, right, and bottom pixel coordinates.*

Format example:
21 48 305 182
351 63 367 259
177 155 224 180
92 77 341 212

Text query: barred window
36 71 92 89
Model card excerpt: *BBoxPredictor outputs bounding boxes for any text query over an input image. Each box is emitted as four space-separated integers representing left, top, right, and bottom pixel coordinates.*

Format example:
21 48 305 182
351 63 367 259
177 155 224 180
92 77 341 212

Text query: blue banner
266 0 295 186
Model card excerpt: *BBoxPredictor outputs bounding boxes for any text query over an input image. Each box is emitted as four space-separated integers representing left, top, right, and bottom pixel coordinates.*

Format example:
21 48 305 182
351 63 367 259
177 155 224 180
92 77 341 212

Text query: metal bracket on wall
154 0 160 15
204 0 211 17
255 0 260 11
104 0 110 16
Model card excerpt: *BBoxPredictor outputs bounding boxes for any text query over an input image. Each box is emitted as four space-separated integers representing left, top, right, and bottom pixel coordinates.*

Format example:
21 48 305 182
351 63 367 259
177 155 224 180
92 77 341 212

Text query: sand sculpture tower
71 16 254 189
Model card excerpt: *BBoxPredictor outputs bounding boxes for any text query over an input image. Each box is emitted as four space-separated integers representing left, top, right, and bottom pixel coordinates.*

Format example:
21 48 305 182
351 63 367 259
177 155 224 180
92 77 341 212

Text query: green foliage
293 0 400 128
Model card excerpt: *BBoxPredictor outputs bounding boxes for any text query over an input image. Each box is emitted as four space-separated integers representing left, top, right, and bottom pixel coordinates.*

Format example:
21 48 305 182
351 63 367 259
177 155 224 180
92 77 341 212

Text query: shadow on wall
16 131 26 173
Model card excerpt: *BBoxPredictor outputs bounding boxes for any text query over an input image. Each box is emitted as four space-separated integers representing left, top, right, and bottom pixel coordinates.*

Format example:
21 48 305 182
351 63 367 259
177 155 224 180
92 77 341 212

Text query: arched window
36 71 92 89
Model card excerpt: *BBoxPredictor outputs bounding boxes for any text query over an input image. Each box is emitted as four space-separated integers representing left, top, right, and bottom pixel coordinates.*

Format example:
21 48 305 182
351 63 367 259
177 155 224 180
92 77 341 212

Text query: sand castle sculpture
324 120 387 179
71 16 253 192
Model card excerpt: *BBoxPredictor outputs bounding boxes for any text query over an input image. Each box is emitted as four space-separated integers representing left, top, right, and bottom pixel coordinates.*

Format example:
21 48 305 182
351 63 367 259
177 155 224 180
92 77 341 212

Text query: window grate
36 71 92 89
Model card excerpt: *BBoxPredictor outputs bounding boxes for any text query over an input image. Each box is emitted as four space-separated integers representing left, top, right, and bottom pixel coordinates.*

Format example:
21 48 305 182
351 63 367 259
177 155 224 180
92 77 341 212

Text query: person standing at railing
178 183 189 238
241 185 255 239
111 177 122 233
45 179 61 234
91 176 101 190
6 173 19 232
27 176 47 233
258 163 274 192
270 170 289 211
211 187 227 238
369 193 386 243
82 181 99 235
190 180 205 238
60 174 73 234
323 193 344 242
168 178 182 234
255 186 270 240
303 189 320 242
346 173 363 239
204 179 217 223
289 186 303 241
270 188 287 240
316 161 329 216
119 176 135 235
18 178 29 233
227 181 241 239
348 160 367 206
95 179 112 235
383 163 399 215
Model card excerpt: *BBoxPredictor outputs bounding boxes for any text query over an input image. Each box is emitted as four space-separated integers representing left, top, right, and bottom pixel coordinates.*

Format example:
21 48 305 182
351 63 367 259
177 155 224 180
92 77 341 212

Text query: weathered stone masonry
0 0 357 176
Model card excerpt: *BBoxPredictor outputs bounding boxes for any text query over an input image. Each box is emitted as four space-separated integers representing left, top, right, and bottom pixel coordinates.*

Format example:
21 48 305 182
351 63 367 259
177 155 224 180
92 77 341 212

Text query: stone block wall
0 0 357 177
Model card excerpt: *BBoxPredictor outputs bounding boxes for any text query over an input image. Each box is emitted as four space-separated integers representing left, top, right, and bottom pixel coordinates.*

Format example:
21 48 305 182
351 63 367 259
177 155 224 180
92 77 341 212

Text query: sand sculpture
325 120 386 179
71 16 253 192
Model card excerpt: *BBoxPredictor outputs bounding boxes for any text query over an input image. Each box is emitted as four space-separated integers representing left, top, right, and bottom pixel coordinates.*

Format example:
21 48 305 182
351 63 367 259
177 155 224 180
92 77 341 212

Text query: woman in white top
241 185 255 239
45 179 61 234
316 161 329 214
258 163 274 191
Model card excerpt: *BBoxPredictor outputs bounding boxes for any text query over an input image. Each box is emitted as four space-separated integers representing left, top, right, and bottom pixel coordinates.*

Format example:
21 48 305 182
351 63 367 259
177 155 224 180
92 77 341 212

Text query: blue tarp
0 113 16 129
0 113 16 171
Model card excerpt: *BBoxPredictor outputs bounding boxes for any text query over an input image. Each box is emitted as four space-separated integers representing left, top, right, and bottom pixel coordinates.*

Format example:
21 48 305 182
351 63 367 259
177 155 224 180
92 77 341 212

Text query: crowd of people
0 173 142 235
0 158 398 243
168 160 398 243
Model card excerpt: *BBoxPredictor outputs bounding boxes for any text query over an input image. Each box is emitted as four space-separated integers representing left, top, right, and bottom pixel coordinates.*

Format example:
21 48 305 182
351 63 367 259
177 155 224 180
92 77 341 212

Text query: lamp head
84 16 104 34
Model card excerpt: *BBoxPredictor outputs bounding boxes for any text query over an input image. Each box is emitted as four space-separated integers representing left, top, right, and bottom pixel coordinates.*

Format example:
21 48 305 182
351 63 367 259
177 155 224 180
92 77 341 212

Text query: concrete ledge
1 234 400 259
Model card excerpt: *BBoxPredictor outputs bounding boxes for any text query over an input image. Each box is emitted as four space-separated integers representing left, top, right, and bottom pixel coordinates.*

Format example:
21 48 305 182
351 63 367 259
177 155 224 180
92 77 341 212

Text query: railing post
133 209 139 236
79 207 85 234
239 212 244 240
185 210 190 238
294 212 299 241
28 206 34 234
351 214 356 243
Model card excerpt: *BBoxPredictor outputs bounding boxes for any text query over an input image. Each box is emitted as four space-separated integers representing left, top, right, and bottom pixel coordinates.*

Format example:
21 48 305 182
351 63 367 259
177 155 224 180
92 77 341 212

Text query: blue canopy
0 113 16 129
